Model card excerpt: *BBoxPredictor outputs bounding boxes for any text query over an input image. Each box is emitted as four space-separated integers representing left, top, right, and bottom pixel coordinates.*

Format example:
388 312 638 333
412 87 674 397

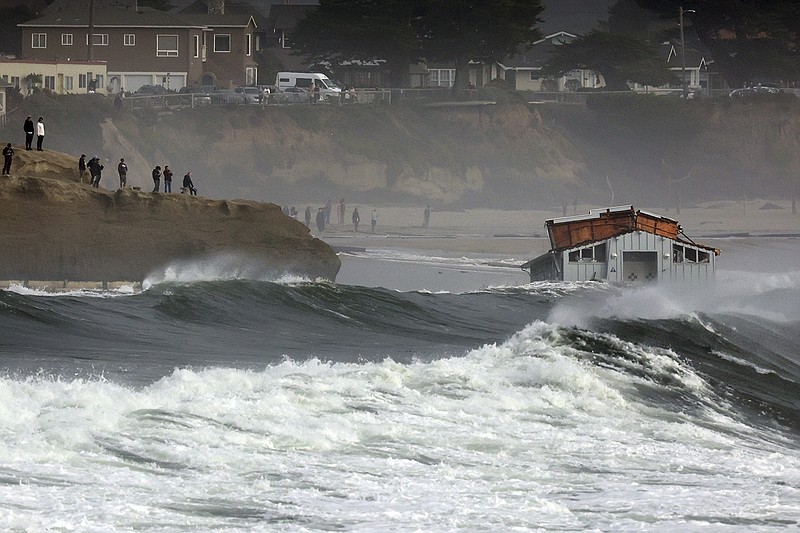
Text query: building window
353 71 372 86
32 33 47 48
193 35 199 58
156 34 179 57
428 69 455 88
86 33 109 46
246 33 251 56
124 34 135 46
64 76 73 91
10 76 20 88
213 34 231 53
569 243 607 263
95 75 104 89
61 33 73 46
44 76 55 90
245 67 257 85
79 74 87 88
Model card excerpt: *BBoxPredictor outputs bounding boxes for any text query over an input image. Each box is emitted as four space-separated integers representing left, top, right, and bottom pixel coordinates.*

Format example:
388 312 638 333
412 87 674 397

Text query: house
521 206 719 283
0 57 108 95
17 0 257 93
497 31 604 92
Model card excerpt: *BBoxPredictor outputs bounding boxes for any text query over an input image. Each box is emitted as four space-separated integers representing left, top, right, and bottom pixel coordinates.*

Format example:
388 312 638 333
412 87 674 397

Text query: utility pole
88 0 95 61
680 6 686 99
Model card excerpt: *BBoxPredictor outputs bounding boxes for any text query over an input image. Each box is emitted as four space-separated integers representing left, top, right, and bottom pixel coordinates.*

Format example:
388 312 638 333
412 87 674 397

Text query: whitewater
1 239 799 531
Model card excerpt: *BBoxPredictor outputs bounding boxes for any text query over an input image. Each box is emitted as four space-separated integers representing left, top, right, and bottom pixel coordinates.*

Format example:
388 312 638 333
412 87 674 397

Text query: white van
275 72 341 102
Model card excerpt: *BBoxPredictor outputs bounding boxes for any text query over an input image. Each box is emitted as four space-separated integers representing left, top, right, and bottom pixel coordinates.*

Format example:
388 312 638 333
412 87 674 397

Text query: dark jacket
118 162 127 175
182 173 193 188
163 168 173 181
79 156 86 171
23 119 34 134
3 145 14 158
152 168 161 181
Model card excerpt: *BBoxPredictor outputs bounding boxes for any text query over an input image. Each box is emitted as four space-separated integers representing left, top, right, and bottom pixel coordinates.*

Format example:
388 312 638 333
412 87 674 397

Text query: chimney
208 0 224 14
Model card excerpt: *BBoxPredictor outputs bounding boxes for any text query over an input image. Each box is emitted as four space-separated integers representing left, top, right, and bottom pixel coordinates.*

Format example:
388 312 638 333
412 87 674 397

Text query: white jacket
36 121 45 136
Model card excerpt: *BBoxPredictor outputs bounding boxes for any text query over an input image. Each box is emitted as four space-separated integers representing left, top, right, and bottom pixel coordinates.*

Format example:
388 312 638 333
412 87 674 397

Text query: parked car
234 86 264 104
277 86 310 103
211 89 241 104
178 86 212 106
729 84 782 98
133 84 168 96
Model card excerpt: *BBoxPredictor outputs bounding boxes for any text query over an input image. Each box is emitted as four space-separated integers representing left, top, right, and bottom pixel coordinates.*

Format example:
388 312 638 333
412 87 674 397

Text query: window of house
86 33 109 45
672 244 710 263
44 76 55 90
79 74 87 88
124 34 135 46
530 71 540 81
245 67 257 85
10 76 20 88
280 30 290 49
156 34 178 57
246 34 252 56
95 75 104 89
62 33 73 46
214 34 231 52
428 69 455 87
193 35 199 57
32 33 47 48
568 243 607 263
64 76 73 91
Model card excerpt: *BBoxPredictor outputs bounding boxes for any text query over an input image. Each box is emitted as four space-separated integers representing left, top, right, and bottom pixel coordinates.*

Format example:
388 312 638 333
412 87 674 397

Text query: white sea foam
1 322 798 531
2 283 139 298
141 254 313 289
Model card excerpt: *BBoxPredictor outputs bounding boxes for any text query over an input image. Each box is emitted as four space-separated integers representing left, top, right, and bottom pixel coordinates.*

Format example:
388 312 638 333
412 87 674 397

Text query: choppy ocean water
1 239 799 531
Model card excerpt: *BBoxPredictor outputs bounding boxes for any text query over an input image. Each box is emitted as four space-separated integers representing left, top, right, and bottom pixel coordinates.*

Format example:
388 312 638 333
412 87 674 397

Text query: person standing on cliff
304 206 312 227
117 158 128 188
423 205 431 228
163 165 173 193
23 116 34 150
152 165 161 192
2 143 13 175
352 207 360 233
35 117 45 151
78 154 87 183
324 199 332 225
182 171 196 195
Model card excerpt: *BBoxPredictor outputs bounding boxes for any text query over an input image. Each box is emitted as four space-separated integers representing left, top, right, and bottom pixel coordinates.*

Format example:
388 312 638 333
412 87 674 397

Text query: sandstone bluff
0 147 341 286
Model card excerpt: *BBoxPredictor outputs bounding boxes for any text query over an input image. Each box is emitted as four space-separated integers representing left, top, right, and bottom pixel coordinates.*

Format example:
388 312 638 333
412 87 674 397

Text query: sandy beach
313 200 800 257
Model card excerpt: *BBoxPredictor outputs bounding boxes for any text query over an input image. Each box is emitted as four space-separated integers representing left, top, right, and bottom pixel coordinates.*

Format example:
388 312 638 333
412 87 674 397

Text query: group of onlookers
78 154 197 195
151 165 197 196
1 116 46 176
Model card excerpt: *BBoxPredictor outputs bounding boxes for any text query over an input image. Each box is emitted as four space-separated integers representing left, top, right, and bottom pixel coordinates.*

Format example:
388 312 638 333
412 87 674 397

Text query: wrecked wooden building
521 206 719 283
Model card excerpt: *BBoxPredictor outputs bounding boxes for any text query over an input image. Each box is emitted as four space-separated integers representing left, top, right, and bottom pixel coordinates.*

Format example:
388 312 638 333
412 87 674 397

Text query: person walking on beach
23 116 34 150
304 206 312 227
117 158 128 188
182 171 197 195
371 208 378 233
35 117 45 151
2 143 14 175
423 205 430 228
324 199 332 225
352 207 360 233
338 198 345 224
163 165 173 193
152 165 161 192
79 154 87 183
316 207 325 231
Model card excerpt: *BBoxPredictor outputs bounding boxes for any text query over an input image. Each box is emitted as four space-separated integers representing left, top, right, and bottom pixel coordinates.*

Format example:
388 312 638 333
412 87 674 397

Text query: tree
541 31 677 91
419 0 544 89
291 0 425 87
290 0 544 88
635 0 800 87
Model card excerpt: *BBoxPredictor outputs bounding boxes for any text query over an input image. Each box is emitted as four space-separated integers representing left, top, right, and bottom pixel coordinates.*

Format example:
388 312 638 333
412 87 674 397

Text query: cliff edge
0 146 341 285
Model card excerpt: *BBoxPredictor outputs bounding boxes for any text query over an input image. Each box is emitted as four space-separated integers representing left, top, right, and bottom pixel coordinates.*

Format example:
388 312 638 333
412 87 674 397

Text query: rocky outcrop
0 147 340 284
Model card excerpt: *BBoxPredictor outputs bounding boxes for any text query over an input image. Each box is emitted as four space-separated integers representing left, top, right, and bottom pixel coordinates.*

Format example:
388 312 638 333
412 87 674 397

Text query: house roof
500 31 577 70
179 14 256 29
177 1 267 29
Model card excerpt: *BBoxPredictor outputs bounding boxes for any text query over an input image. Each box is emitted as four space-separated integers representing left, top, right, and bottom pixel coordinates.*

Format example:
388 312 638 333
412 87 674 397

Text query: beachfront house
18 0 257 93
522 206 719 283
